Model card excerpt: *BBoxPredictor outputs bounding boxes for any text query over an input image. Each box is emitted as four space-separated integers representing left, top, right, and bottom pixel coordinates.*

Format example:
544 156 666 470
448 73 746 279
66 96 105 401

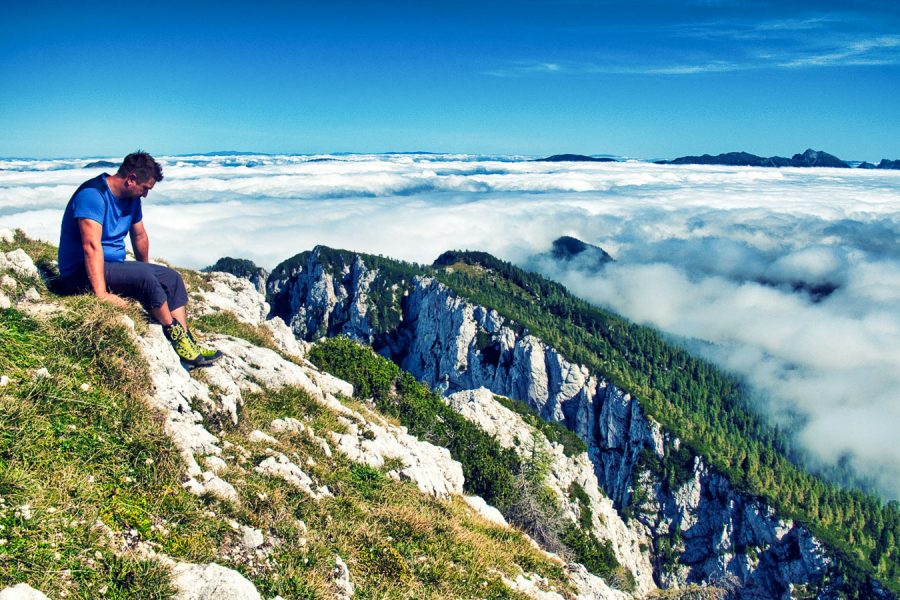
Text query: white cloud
779 35 900 68
3 154 900 499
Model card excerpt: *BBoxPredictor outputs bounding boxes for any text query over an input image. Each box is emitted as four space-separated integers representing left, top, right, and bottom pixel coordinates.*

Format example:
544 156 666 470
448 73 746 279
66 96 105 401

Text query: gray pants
59 261 188 310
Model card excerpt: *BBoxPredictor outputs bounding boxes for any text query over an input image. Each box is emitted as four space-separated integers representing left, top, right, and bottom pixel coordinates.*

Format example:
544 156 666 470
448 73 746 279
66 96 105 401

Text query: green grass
0 304 226 597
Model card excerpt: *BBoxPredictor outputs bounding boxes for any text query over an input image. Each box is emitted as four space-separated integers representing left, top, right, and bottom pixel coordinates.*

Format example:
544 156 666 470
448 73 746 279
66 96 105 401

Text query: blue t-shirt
58 174 143 277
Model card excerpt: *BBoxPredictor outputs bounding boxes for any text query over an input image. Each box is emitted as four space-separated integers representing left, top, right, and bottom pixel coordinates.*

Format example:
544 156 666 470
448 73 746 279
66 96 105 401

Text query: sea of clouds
2 153 899 500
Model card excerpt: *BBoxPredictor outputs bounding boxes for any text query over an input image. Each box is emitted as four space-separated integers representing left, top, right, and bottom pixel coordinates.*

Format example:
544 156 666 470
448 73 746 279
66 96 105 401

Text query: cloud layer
3 154 899 499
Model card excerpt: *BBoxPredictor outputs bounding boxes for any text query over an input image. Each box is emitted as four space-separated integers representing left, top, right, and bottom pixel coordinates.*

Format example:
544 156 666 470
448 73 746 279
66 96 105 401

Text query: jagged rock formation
203 257 269 295
267 248 847 597
789 148 847 168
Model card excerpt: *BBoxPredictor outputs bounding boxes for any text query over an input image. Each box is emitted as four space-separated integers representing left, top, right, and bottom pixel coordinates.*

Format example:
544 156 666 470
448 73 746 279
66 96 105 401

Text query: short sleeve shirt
57 174 143 277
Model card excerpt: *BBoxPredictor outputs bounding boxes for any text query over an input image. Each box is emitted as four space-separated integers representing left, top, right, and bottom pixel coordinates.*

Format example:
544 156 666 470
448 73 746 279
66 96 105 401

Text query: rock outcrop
0 584 49 600
267 249 841 596
171 563 262 600
203 257 269 295
446 387 655 595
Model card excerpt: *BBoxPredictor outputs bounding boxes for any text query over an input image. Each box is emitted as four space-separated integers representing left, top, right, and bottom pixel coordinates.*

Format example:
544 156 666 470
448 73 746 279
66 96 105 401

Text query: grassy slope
0 234 572 599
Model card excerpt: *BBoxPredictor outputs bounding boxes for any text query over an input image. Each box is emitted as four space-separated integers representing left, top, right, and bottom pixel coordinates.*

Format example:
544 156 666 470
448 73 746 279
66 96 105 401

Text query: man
58 151 221 367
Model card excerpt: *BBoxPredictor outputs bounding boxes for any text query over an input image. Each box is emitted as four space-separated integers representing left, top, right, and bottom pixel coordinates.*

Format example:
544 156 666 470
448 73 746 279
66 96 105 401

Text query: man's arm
79 219 129 307
130 220 149 263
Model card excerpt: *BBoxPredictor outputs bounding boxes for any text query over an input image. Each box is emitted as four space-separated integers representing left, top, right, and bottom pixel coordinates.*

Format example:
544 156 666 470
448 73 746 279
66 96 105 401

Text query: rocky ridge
0 232 632 599
266 248 852 598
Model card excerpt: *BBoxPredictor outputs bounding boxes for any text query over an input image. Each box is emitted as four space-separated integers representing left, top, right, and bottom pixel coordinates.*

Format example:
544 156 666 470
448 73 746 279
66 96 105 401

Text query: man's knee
106 263 167 307
156 266 188 310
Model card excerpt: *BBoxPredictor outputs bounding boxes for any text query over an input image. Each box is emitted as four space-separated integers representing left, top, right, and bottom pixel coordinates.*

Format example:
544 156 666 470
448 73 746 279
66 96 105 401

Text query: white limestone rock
264 316 310 359
255 453 331 499
0 229 13 244
566 564 631 600
203 455 229 474
240 525 265 550
248 430 279 445
134 325 223 477
329 416 464 499
502 573 564 600
332 555 355 599
0 375 9 387
193 272 268 326
201 336 329 404
464 495 509 528
305 365 354 399
0 293 10 310
0 249 39 279
171 562 261 600
270 417 304 433
183 471 240 505
0 584 50 600
0 274 15 290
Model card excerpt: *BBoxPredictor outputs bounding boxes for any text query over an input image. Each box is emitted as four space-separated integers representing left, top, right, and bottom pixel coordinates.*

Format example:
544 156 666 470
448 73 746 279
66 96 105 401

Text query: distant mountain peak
533 154 618 163
547 236 614 271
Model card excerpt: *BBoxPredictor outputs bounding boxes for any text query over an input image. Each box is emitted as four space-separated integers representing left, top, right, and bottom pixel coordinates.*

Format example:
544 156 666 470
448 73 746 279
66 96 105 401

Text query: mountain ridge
265 244 899 597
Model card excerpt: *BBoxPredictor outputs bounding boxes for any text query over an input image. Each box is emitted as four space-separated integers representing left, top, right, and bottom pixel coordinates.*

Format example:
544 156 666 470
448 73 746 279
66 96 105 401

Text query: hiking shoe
188 329 223 363
163 321 219 367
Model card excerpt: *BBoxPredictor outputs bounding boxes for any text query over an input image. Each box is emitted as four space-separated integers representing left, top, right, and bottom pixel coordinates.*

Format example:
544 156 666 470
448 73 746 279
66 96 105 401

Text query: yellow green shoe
188 330 223 362
163 321 220 367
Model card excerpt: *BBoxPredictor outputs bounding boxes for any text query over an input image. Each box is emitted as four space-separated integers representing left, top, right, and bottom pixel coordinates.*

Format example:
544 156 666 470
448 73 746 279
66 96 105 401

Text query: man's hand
98 292 131 309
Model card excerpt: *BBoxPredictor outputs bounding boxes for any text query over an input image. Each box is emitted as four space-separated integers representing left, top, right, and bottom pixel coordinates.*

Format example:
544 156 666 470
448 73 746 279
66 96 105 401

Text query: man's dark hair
117 151 164 183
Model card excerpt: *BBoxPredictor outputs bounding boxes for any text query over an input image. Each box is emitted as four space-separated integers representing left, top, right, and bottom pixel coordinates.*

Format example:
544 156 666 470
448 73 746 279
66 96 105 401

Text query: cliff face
267 248 839 597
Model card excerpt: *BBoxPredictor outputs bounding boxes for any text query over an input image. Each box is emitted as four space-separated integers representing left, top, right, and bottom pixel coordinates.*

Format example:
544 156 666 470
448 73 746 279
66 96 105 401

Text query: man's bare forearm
132 230 150 262
82 241 108 296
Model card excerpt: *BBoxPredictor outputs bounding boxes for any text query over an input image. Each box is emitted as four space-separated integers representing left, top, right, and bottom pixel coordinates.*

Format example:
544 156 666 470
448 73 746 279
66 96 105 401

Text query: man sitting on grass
57 151 221 368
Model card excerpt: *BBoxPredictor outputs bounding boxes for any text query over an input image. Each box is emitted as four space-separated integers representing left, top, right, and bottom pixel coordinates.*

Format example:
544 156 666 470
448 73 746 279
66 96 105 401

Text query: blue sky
1 0 898 160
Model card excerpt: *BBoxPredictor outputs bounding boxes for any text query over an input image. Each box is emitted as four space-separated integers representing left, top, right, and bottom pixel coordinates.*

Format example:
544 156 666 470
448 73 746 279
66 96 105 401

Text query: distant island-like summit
531 149 898 170
533 154 619 162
